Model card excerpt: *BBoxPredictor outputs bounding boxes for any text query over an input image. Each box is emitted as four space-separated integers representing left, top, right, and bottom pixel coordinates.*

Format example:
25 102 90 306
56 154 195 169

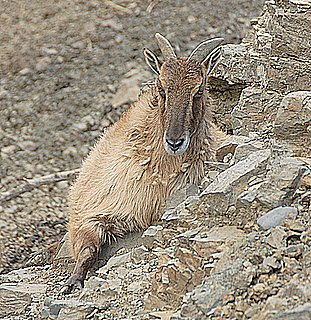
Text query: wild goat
65 33 225 292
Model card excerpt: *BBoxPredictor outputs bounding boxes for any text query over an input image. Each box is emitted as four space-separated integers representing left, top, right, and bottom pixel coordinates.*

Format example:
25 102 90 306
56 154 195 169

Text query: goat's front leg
62 217 103 294
62 244 98 294
62 215 125 294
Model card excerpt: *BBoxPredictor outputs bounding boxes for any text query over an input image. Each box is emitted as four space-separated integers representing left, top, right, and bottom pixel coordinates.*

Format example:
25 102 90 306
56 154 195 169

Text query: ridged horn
155 33 177 60
188 38 224 64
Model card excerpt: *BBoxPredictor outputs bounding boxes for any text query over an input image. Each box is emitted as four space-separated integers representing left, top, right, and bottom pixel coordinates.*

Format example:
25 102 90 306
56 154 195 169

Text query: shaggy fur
65 40 226 292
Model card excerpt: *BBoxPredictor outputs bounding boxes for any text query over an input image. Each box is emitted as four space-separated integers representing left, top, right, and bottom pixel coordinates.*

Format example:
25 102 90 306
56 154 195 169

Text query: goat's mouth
163 132 190 156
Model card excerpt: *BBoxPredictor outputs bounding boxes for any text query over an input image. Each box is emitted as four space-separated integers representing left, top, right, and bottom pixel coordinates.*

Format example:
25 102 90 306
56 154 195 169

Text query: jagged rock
142 225 163 238
0 288 32 318
160 185 200 223
262 256 281 270
0 266 46 282
200 149 270 215
265 226 287 249
249 157 306 208
190 226 245 244
257 206 298 230
274 91 311 156
164 184 199 211
213 0 311 136
174 259 254 319
1 145 17 155
54 233 72 261
18 140 38 151
273 303 311 320
41 298 95 320
0 282 47 294
0 281 47 318
237 157 306 212
233 139 265 163
216 134 250 162
97 252 131 274
177 227 202 239
232 87 282 135
86 276 122 294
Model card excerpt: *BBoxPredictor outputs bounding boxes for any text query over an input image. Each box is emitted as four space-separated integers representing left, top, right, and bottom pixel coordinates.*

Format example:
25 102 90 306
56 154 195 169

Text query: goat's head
144 33 223 156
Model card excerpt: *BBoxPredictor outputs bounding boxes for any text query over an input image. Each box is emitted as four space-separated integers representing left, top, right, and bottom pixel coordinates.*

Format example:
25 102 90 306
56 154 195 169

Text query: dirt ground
0 0 265 273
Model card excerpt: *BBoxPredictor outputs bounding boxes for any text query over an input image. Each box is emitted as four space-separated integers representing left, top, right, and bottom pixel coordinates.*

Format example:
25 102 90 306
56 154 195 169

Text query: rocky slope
0 0 265 275
0 0 310 319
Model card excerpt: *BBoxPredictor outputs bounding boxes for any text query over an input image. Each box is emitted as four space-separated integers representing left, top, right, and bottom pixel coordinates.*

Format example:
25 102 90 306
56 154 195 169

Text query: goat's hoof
61 275 84 294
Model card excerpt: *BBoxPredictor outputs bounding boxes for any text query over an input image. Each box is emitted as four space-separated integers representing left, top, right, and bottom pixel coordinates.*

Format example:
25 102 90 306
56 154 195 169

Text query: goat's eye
194 84 205 99
158 86 166 98
194 89 203 99
157 81 166 98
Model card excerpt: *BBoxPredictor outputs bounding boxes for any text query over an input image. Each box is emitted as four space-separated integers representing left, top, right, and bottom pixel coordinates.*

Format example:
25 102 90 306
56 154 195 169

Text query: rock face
213 0 311 156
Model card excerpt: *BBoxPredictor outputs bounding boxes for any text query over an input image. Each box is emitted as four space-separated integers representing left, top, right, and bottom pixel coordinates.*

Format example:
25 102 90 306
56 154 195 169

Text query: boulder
273 91 311 156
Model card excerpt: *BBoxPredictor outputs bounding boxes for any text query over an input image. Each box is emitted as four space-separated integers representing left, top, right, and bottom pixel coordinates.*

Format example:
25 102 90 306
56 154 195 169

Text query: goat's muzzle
163 132 190 156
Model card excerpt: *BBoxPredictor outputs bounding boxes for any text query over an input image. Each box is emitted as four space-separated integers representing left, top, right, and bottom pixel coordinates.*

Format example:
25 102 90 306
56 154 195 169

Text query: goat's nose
166 138 185 151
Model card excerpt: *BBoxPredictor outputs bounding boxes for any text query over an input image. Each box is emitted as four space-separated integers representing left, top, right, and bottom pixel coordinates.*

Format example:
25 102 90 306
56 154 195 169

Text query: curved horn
155 33 177 60
188 38 224 64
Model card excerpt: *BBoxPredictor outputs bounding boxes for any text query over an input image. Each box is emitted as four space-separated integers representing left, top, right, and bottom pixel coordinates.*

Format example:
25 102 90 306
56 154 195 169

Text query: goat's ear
201 47 222 76
144 48 161 75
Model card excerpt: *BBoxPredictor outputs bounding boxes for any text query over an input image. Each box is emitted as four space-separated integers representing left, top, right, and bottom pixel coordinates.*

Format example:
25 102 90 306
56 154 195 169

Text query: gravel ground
0 0 265 273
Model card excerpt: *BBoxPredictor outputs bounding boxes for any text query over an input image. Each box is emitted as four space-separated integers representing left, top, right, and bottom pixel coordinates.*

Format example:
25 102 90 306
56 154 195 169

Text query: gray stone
19 67 32 75
274 91 311 155
100 19 123 31
0 288 32 318
127 280 145 292
177 227 202 239
73 122 88 132
71 41 86 49
0 282 47 294
142 225 163 238
62 146 78 157
1 145 17 155
257 206 298 230
232 87 282 135
200 149 270 214
42 298 95 319
36 57 51 72
0 266 46 282
213 0 311 135
216 134 250 162
18 140 38 151
214 44 251 85
54 233 73 261
239 157 306 209
233 140 265 163
161 205 191 222
273 303 311 320
262 256 281 270
85 276 108 290
97 252 131 274
265 226 287 249
176 259 253 319
190 226 245 244
42 48 58 55
165 184 199 210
